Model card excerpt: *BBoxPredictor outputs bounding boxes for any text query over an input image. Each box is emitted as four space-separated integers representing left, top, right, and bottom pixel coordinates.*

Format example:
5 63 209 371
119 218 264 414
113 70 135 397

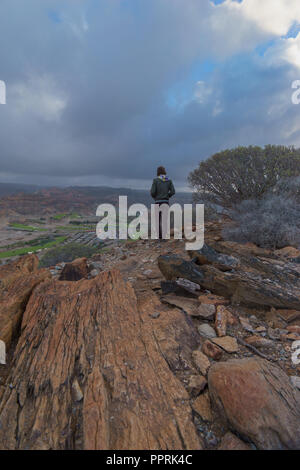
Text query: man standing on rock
151 166 175 239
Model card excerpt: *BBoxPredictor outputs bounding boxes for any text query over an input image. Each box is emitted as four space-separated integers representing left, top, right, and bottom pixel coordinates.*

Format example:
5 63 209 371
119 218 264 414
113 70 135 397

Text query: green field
52 213 80 220
9 223 47 232
55 224 96 231
0 236 67 258
52 213 68 220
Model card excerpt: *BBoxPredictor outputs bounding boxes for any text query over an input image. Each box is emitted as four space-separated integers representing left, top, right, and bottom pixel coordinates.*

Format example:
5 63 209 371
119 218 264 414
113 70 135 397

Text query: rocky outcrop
0 269 202 450
0 255 50 347
158 251 300 309
59 257 89 281
208 358 300 450
189 244 239 271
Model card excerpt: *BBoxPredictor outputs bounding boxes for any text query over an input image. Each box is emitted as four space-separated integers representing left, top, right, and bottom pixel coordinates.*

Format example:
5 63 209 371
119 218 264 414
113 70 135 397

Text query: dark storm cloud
0 0 299 188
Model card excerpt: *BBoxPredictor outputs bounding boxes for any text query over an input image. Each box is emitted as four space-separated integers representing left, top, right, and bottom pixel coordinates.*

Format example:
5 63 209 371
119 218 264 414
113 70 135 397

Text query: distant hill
0 183 42 197
0 184 192 217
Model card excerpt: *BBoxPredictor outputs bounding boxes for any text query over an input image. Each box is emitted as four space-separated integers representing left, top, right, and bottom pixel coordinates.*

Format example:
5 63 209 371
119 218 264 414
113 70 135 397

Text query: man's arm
151 179 157 199
169 180 175 198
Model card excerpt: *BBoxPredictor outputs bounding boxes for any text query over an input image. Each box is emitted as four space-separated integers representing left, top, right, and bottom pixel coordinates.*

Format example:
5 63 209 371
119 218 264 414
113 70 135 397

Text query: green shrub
188 145 300 209
0 236 66 259
39 243 101 267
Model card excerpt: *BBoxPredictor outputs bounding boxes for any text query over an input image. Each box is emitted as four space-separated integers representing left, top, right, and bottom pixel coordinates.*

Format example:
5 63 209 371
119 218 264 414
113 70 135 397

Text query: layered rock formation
0 230 300 450
0 262 202 450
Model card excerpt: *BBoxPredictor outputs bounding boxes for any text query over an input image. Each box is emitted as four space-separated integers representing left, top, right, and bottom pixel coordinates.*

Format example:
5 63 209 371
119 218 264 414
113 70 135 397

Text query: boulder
59 257 89 281
0 270 202 450
0 255 50 347
208 358 300 449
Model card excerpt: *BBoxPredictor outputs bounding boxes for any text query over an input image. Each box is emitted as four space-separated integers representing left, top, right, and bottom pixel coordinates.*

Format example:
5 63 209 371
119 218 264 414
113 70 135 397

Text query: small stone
192 350 211 375
255 326 267 333
202 340 223 360
268 327 281 340
0 340 6 365
211 336 239 353
72 379 83 402
90 269 99 278
287 325 300 334
197 303 215 320
215 305 227 337
192 391 212 422
150 312 160 319
205 431 218 447
198 324 216 339
186 375 207 397
281 333 300 341
290 376 300 390
245 335 274 348
239 316 254 332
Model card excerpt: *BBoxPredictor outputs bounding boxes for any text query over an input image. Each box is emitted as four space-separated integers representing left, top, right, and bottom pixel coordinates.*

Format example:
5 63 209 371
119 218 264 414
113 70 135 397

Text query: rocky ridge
0 221 299 450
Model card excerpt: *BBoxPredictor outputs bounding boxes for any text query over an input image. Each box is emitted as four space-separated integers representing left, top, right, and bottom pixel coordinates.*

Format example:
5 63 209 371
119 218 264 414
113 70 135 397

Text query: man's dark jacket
151 176 175 203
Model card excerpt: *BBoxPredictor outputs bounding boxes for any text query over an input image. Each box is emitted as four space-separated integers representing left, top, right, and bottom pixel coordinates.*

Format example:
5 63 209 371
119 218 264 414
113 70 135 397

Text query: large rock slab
208 358 300 449
0 255 50 347
0 270 202 450
189 244 239 271
158 253 300 310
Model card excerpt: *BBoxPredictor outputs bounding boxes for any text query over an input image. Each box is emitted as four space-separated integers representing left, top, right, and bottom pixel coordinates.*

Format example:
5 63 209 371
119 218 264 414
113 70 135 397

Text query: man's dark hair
157 166 166 176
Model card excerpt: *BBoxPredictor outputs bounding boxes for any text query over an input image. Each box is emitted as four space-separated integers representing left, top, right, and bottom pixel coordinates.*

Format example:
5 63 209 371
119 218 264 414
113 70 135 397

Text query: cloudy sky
0 0 300 190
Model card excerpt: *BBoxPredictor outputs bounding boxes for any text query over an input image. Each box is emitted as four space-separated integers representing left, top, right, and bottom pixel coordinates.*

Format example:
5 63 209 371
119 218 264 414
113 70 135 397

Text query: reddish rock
197 303 215 320
274 309 300 324
161 295 200 317
287 325 300 334
202 340 223 360
0 255 50 347
186 375 207 397
281 333 300 341
198 294 229 306
245 335 274 348
192 392 212 422
192 350 211 375
239 316 254 332
0 271 202 450
215 305 228 337
208 358 300 449
211 336 239 353
275 246 300 259
59 257 89 281
218 432 252 450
